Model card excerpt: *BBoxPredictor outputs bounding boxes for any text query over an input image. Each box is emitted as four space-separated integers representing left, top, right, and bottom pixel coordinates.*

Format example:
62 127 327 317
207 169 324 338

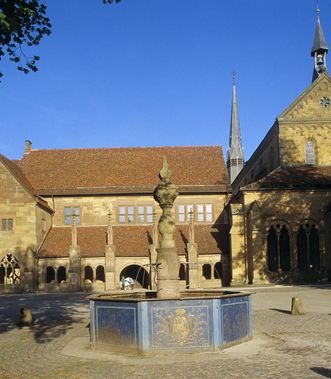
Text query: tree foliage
0 0 51 80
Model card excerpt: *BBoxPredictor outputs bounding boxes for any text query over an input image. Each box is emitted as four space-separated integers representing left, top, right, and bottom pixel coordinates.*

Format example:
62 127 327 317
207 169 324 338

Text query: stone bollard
19 307 33 326
291 296 304 315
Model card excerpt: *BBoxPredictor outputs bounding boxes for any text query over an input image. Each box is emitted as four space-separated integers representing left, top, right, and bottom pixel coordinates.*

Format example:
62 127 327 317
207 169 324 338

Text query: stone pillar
24 248 35 292
149 244 158 290
105 210 116 290
68 216 81 291
187 210 199 288
153 158 180 299
187 243 199 288
229 204 246 285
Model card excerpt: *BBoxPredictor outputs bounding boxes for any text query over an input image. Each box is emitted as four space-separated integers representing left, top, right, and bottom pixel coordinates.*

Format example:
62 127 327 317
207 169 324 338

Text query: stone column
24 248 35 292
153 158 180 299
149 214 159 290
229 204 246 285
105 210 116 290
187 210 199 288
68 215 81 291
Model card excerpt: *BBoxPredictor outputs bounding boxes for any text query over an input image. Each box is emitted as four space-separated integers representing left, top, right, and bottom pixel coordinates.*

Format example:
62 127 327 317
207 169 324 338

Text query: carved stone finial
159 157 172 184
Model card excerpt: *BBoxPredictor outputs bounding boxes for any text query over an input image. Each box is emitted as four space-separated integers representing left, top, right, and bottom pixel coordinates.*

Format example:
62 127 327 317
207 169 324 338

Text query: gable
0 155 35 203
278 73 331 122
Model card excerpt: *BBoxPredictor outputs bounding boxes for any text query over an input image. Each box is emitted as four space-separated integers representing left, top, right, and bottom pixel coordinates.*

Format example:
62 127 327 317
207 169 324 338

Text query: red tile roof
243 166 331 190
17 146 229 195
38 225 223 258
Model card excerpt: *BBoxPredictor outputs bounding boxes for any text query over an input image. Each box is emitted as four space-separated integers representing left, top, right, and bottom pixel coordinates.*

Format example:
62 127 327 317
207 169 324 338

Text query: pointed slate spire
311 5 328 81
227 73 244 184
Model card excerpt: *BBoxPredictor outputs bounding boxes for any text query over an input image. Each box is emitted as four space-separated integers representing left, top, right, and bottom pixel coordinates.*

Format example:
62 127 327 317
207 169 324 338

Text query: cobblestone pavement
0 285 330 379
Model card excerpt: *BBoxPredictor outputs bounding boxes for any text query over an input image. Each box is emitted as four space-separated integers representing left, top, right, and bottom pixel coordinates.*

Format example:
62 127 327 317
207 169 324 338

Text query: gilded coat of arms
168 308 193 345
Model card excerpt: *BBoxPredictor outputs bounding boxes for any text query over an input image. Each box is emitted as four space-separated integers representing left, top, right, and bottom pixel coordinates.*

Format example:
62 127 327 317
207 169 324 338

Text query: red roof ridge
20 145 222 154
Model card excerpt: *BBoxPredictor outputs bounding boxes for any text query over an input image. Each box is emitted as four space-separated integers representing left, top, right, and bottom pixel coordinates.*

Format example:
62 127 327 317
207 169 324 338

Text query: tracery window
0 254 21 285
297 223 320 271
267 223 291 272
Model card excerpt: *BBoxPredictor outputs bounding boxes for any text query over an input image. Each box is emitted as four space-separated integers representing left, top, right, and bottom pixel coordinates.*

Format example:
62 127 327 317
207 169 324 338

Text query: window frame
64 206 80 225
1 218 13 231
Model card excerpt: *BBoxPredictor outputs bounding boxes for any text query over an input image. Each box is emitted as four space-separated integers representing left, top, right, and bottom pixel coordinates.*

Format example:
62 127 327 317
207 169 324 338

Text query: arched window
57 266 66 283
297 223 320 271
46 266 55 283
214 262 222 279
305 141 315 164
202 264 211 279
0 254 21 284
84 266 93 282
267 223 291 272
96 265 105 282
179 263 186 280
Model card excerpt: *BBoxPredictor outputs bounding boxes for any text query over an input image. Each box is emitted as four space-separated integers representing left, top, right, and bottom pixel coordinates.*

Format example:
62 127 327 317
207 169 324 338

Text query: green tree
0 0 51 80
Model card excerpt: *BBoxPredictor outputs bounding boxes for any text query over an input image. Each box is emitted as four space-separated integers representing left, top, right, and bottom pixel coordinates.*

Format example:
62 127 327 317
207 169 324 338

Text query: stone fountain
89 159 252 355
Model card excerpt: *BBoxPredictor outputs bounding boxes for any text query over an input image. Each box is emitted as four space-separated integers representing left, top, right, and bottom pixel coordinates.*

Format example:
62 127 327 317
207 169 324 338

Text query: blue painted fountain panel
148 300 213 351
221 295 251 345
93 301 138 350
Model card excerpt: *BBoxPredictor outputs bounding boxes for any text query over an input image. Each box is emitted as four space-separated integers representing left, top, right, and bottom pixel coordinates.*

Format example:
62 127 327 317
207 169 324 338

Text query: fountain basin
89 290 252 355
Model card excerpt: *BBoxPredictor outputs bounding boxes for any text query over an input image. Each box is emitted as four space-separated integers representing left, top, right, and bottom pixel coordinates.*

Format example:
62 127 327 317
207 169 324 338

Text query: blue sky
1 0 330 160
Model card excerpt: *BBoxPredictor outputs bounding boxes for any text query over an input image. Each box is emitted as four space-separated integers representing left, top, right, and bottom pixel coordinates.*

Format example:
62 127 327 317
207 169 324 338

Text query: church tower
227 74 244 184
311 5 329 82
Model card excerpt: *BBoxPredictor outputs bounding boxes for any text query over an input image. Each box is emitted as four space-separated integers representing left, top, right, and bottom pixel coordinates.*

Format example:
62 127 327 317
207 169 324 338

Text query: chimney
24 140 32 155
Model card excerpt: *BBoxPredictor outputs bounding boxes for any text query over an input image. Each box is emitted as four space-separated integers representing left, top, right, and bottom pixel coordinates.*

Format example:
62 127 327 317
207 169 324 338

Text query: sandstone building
0 11 330 293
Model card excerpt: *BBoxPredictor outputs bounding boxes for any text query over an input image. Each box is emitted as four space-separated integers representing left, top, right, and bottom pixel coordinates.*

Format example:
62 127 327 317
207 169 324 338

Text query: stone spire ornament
227 72 244 183
311 3 329 81
153 157 180 299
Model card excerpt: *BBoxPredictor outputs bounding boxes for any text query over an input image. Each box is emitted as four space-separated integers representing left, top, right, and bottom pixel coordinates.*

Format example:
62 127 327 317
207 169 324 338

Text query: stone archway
120 265 149 289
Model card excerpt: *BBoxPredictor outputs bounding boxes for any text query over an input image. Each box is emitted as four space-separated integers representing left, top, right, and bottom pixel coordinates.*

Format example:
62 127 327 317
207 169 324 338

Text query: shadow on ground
269 308 291 315
310 367 331 378
0 293 89 343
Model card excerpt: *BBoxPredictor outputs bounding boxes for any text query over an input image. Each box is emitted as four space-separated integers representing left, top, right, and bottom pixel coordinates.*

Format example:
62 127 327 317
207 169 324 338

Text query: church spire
311 3 328 81
227 73 244 184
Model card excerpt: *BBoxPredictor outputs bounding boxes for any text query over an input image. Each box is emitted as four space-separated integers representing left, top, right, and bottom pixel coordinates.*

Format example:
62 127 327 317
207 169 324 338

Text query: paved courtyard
0 285 330 379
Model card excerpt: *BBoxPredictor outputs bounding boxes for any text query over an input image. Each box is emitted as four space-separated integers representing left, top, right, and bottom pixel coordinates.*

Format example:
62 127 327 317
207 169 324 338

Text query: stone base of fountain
89 290 252 355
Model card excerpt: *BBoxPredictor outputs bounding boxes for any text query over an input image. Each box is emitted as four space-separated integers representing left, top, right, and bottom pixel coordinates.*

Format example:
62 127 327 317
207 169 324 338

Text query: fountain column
153 158 180 299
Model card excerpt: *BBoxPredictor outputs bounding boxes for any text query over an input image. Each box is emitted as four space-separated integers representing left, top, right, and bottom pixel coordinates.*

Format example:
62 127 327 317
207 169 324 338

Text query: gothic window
84 266 93 282
297 223 320 271
57 266 66 283
1 218 13 231
46 266 55 283
96 265 105 282
0 254 20 284
64 206 80 225
267 223 291 272
202 264 211 279
214 262 222 279
305 141 315 165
